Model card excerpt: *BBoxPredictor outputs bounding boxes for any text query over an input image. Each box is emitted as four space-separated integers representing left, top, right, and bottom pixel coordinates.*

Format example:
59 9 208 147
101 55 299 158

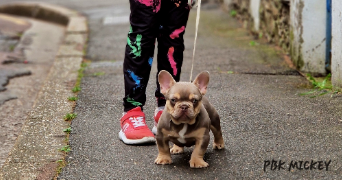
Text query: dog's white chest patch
177 124 188 144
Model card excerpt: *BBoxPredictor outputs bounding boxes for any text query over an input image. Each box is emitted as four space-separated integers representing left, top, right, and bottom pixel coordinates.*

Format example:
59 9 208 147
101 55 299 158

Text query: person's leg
152 0 191 134
120 0 161 144
123 0 161 112
155 0 190 105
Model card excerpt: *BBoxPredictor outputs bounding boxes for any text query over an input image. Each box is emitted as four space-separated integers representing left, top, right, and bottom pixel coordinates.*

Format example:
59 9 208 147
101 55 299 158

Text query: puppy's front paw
155 154 172 165
170 144 184 154
213 141 224 150
189 158 209 168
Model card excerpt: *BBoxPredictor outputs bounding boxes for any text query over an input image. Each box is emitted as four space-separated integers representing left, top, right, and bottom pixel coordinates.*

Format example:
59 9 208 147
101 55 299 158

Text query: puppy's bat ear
193 71 209 95
158 70 176 95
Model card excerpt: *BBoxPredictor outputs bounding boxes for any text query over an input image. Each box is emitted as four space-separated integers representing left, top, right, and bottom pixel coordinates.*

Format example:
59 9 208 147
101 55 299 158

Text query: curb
0 2 87 33
0 2 88 179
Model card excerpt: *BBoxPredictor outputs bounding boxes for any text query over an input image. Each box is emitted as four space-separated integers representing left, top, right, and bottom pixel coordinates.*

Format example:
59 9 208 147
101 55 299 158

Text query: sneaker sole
119 130 155 145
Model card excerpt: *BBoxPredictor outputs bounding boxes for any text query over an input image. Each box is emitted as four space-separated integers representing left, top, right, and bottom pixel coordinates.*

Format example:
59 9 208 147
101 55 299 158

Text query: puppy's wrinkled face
166 82 202 125
158 70 209 125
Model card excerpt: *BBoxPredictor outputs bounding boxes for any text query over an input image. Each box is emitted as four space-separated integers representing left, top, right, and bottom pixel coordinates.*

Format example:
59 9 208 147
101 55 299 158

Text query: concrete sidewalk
0 0 341 179
0 13 66 167
0 2 87 179
59 2 341 180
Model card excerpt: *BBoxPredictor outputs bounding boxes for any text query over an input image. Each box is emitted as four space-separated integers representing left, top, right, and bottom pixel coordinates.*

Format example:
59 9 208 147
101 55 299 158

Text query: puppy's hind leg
209 112 224 150
170 144 184 154
210 124 224 150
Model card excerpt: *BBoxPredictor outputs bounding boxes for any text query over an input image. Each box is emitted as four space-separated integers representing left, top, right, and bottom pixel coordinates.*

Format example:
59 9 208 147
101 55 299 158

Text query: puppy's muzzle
181 105 189 112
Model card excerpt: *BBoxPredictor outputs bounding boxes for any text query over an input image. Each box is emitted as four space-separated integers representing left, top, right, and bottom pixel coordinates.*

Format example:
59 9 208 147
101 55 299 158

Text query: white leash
189 0 201 82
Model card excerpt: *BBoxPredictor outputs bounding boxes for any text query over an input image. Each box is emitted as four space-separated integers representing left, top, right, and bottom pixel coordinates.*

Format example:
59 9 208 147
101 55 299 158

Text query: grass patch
72 86 81 93
92 72 105 76
230 10 237 17
300 73 339 98
63 127 72 134
56 159 67 176
55 127 71 177
65 136 69 143
9 44 16 51
83 44 87 56
72 60 90 93
55 43 89 180
64 113 77 121
259 32 263 38
59 145 71 153
249 41 259 46
68 96 78 101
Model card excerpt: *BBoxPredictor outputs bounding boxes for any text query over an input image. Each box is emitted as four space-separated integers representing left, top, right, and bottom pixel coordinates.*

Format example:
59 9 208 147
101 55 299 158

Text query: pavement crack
238 70 301 76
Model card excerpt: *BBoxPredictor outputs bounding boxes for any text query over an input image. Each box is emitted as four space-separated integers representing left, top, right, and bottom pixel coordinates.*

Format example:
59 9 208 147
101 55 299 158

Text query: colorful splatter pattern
170 26 185 39
167 47 177 76
127 26 142 58
137 0 161 13
123 0 190 111
127 70 143 90
127 96 142 106
148 57 153 66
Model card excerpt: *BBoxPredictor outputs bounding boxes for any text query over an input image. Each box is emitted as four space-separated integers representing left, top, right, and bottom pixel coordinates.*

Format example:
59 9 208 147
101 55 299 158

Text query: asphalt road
60 0 341 179
1 0 342 179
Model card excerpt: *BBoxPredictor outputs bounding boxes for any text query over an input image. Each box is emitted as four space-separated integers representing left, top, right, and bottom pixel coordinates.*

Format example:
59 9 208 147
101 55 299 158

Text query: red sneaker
119 107 155 144
152 106 164 135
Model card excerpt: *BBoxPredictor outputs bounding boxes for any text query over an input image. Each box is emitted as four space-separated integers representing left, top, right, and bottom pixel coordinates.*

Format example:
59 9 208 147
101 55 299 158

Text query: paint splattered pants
123 0 190 112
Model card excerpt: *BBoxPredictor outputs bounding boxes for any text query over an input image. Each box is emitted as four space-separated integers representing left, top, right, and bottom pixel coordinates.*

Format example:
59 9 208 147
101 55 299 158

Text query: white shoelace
129 117 146 128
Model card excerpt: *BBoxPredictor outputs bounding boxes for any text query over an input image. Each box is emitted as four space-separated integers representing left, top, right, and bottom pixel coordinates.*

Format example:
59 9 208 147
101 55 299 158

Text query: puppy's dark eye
171 99 176 103
192 99 198 104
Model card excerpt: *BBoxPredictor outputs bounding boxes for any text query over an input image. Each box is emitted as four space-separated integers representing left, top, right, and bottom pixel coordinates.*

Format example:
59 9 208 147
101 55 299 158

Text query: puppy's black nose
181 105 188 111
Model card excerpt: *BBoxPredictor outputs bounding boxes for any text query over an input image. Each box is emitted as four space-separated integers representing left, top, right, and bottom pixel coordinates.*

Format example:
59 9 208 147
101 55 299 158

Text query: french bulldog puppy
154 70 224 168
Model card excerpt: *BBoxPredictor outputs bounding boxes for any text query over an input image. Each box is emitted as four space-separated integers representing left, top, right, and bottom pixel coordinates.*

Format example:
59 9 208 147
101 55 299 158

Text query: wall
331 0 342 88
289 0 303 70
223 0 328 76
290 0 327 76
250 0 260 31
259 0 290 51
229 0 252 29
227 0 291 52
222 0 233 11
